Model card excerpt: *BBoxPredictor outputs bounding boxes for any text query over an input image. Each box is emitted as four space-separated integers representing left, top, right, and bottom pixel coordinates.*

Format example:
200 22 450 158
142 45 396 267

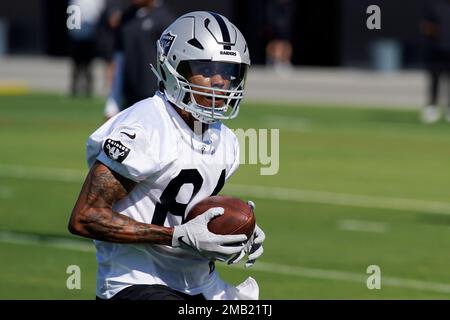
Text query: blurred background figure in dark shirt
96 0 126 94
104 0 174 119
420 0 450 123
67 0 106 97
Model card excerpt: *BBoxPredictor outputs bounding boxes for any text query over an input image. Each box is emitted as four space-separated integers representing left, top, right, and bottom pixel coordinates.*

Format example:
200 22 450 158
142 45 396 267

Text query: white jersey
86 92 246 299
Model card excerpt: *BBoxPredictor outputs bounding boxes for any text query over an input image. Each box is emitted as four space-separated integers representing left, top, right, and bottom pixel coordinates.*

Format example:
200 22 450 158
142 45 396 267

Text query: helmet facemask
174 60 248 124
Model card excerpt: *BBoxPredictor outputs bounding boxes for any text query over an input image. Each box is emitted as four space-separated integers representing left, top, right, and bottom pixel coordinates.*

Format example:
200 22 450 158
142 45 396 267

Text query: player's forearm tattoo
76 162 173 245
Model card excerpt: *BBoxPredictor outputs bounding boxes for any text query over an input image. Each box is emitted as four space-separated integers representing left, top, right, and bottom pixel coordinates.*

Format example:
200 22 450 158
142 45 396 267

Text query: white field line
2 164 450 215
0 230 95 253
229 184 450 216
0 164 84 183
249 262 450 294
265 116 423 133
1 230 450 295
338 219 388 233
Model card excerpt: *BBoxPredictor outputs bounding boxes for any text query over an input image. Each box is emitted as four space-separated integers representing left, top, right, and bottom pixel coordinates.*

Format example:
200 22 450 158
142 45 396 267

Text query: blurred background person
104 0 174 119
96 0 126 93
420 0 450 123
264 0 295 74
67 0 105 97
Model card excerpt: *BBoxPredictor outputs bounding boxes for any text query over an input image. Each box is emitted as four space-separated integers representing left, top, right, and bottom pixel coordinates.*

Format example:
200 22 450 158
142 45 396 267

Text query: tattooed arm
68 160 173 245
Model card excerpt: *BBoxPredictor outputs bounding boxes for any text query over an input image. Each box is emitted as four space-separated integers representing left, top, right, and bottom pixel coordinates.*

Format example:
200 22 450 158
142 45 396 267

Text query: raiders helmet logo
103 139 130 163
160 31 177 57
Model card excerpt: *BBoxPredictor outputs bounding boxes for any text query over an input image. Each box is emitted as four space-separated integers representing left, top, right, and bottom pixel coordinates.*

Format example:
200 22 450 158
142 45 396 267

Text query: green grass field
1 93 450 299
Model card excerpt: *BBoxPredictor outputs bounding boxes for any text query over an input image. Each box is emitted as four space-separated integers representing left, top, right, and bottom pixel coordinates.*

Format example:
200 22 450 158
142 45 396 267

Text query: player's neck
171 104 208 134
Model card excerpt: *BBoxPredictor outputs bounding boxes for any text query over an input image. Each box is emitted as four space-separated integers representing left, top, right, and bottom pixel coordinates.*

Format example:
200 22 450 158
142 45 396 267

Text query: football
186 195 256 239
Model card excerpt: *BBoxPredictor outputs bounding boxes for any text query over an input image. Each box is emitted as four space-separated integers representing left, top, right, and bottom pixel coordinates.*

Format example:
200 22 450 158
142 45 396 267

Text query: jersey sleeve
89 123 167 182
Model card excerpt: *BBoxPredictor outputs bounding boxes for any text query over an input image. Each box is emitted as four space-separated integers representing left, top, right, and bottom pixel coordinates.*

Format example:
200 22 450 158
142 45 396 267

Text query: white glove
228 200 266 268
245 224 265 268
172 207 248 262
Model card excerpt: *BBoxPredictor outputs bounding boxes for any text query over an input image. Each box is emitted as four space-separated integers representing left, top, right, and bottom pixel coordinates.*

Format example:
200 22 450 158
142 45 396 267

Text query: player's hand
228 200 265 267
172 207 247 262
244 223 265 268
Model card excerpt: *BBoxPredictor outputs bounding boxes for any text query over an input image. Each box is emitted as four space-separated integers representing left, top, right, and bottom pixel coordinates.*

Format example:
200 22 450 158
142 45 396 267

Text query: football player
68 11 265 300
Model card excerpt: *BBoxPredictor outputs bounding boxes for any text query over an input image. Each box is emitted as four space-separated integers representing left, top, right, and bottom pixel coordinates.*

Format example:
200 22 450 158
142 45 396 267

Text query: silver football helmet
150 11 250 124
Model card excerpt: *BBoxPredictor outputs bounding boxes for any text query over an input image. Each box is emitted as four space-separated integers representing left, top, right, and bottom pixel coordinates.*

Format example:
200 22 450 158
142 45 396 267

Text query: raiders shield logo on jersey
103 139 130 163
